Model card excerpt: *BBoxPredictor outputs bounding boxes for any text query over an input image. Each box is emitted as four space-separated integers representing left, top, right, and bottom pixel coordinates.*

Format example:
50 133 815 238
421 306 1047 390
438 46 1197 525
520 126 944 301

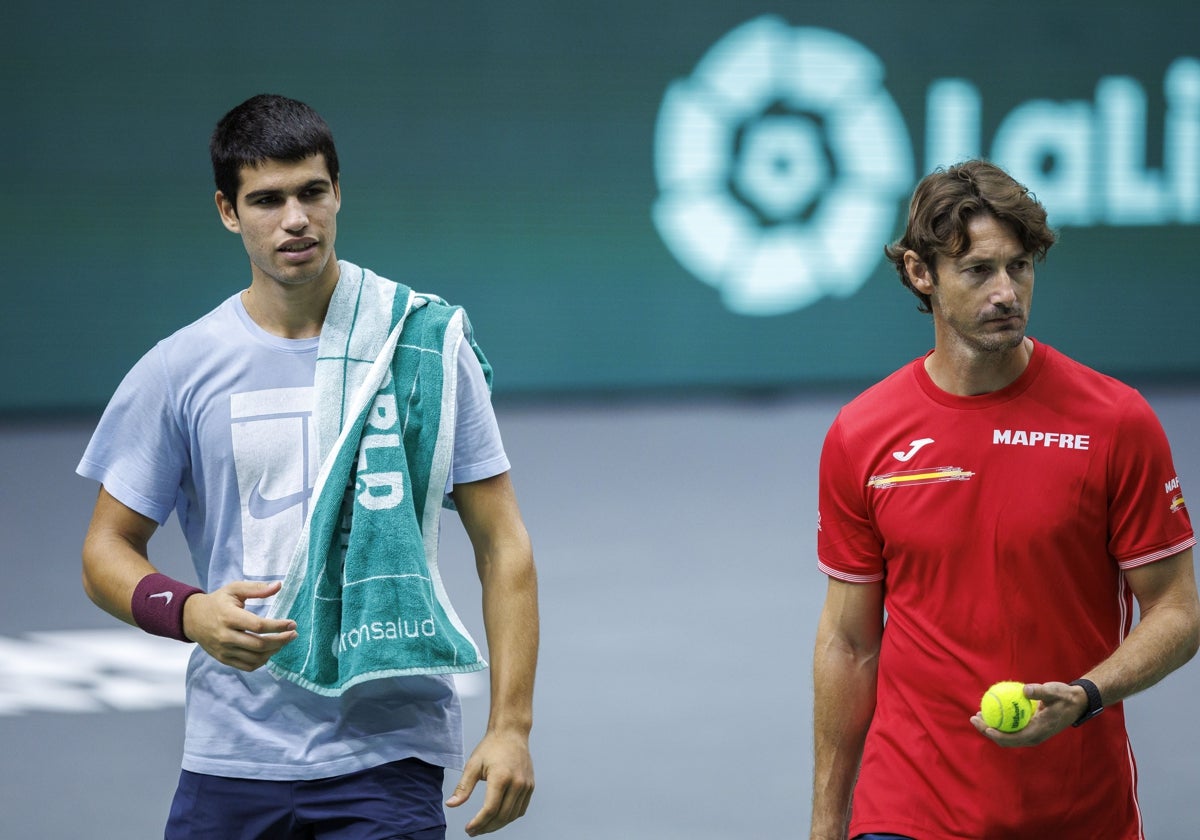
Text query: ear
215 191 240 233
904 250 936 295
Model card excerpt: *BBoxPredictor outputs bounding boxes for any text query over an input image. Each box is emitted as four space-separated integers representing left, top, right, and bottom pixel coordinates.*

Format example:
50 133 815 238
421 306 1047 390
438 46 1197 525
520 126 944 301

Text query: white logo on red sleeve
1166 476 1187 513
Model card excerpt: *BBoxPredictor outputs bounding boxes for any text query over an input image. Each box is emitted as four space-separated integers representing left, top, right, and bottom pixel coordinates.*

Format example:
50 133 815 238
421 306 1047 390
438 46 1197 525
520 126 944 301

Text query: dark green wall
6 1 1199 411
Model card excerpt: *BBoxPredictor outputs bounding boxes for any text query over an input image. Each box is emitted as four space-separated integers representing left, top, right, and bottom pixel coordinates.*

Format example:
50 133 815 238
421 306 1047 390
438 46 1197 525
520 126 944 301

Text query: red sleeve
1108 392 1195 569
817 414 885 583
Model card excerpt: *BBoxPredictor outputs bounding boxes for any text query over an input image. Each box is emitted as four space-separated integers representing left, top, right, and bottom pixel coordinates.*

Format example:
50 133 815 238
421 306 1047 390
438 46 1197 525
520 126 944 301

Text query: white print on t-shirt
992 429 1091 449
1166 476 1188 514
230 387 318 580
892 438 935 461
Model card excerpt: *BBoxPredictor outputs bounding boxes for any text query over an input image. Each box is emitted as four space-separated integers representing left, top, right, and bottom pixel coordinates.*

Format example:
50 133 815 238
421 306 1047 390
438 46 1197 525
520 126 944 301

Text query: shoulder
155 294 242 360
832 357 924 433
111 295 239 393
1032 344 1174 461
350 260 463 331
1035 342 1150 415
397 296 467 356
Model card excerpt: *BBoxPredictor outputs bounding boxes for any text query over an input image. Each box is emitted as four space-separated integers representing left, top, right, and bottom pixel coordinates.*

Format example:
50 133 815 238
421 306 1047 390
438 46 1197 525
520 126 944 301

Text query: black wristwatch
1069 678 1104 727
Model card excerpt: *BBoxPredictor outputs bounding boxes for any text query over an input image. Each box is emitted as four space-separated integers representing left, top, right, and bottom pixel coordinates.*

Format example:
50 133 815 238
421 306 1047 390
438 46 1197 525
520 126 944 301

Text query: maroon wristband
131 573 204 642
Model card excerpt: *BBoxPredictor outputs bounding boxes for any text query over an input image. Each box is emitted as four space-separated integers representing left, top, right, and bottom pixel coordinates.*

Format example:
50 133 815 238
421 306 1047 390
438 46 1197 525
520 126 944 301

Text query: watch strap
1069 678 1104 727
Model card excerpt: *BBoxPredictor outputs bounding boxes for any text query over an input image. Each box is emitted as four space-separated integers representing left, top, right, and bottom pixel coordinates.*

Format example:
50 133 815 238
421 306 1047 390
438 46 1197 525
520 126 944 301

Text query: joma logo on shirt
993 429 1090 450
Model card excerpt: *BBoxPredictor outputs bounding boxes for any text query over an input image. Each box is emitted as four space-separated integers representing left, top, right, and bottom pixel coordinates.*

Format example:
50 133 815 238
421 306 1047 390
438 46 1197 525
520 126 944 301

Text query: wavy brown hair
884 160 1057 313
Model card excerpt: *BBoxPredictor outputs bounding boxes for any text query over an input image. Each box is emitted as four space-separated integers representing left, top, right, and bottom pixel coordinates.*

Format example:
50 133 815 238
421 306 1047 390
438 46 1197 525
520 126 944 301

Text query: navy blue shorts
165 757 446 840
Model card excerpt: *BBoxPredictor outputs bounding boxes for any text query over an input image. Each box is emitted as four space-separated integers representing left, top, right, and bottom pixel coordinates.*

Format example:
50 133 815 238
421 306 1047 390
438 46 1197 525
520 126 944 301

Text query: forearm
478 536 539 736
1082 598 1200 707
811 633 878 839
1073 550 1200 710
81 496 159 625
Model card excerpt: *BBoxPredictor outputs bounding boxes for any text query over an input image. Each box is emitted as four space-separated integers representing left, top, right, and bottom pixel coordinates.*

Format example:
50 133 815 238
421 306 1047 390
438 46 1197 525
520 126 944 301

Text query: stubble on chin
975 325 1026 354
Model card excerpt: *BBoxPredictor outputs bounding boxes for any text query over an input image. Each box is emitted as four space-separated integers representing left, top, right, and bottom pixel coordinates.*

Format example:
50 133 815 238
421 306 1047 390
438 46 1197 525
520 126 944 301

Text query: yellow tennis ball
980 681 1034 732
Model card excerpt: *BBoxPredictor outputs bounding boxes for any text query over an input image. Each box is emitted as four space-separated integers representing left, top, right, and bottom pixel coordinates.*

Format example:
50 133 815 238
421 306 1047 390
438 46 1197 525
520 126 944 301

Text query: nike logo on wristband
148 591 174 605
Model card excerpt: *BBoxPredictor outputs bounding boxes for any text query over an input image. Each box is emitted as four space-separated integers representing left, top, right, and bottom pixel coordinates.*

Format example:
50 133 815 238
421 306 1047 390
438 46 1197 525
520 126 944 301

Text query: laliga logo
653 15 1200 316
653 18 912 316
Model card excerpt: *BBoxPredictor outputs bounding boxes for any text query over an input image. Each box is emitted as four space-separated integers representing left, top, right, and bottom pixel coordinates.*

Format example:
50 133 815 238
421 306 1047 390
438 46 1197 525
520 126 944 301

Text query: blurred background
3 1 1198 837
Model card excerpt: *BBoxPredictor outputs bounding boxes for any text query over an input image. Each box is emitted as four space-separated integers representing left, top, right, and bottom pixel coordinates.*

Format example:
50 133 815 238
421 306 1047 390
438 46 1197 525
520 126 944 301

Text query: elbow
476 532 537 584
80 546 102 608
80 535 113 610
815 631 882 675
1175 594 1200 666
1186 609 1200 665
81 567 105 609
490 552 539 601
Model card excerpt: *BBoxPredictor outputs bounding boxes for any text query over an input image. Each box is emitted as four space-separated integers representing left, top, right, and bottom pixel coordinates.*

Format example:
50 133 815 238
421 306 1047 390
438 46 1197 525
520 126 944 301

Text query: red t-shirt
818 340 1194 840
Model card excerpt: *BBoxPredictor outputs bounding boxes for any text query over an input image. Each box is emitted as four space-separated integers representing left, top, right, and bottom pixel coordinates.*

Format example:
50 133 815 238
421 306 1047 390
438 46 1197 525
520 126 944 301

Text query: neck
242 260 340 339
924 336 1034 396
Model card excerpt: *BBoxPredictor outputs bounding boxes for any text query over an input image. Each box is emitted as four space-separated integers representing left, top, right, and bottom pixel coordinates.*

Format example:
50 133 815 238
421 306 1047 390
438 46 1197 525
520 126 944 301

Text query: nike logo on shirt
247 476 313 519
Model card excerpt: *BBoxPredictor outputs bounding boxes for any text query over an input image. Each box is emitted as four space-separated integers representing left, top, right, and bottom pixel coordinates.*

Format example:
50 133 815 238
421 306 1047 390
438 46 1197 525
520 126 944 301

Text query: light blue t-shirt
77 287 509 780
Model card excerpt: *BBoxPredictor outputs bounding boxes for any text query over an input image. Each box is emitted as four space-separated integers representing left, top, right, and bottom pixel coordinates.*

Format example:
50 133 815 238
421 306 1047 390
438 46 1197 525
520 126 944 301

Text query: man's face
918 213 1035 355
215 154 341 289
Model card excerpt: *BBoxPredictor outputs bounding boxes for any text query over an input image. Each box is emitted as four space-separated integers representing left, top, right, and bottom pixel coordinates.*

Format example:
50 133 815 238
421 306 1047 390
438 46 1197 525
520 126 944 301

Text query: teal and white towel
266 261 487 696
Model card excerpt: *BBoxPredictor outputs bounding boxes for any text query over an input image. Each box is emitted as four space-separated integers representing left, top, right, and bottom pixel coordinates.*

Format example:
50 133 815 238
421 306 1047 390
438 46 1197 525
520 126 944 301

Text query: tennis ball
980 681 1034 732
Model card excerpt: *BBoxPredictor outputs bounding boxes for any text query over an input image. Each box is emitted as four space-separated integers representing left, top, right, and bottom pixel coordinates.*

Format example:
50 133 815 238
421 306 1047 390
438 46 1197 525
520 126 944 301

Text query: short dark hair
884 160 1057 313
210 94 339 206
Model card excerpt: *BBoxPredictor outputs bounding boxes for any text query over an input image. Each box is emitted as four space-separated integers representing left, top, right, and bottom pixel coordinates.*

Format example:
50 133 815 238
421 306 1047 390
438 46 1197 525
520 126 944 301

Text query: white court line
0 628 486 716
